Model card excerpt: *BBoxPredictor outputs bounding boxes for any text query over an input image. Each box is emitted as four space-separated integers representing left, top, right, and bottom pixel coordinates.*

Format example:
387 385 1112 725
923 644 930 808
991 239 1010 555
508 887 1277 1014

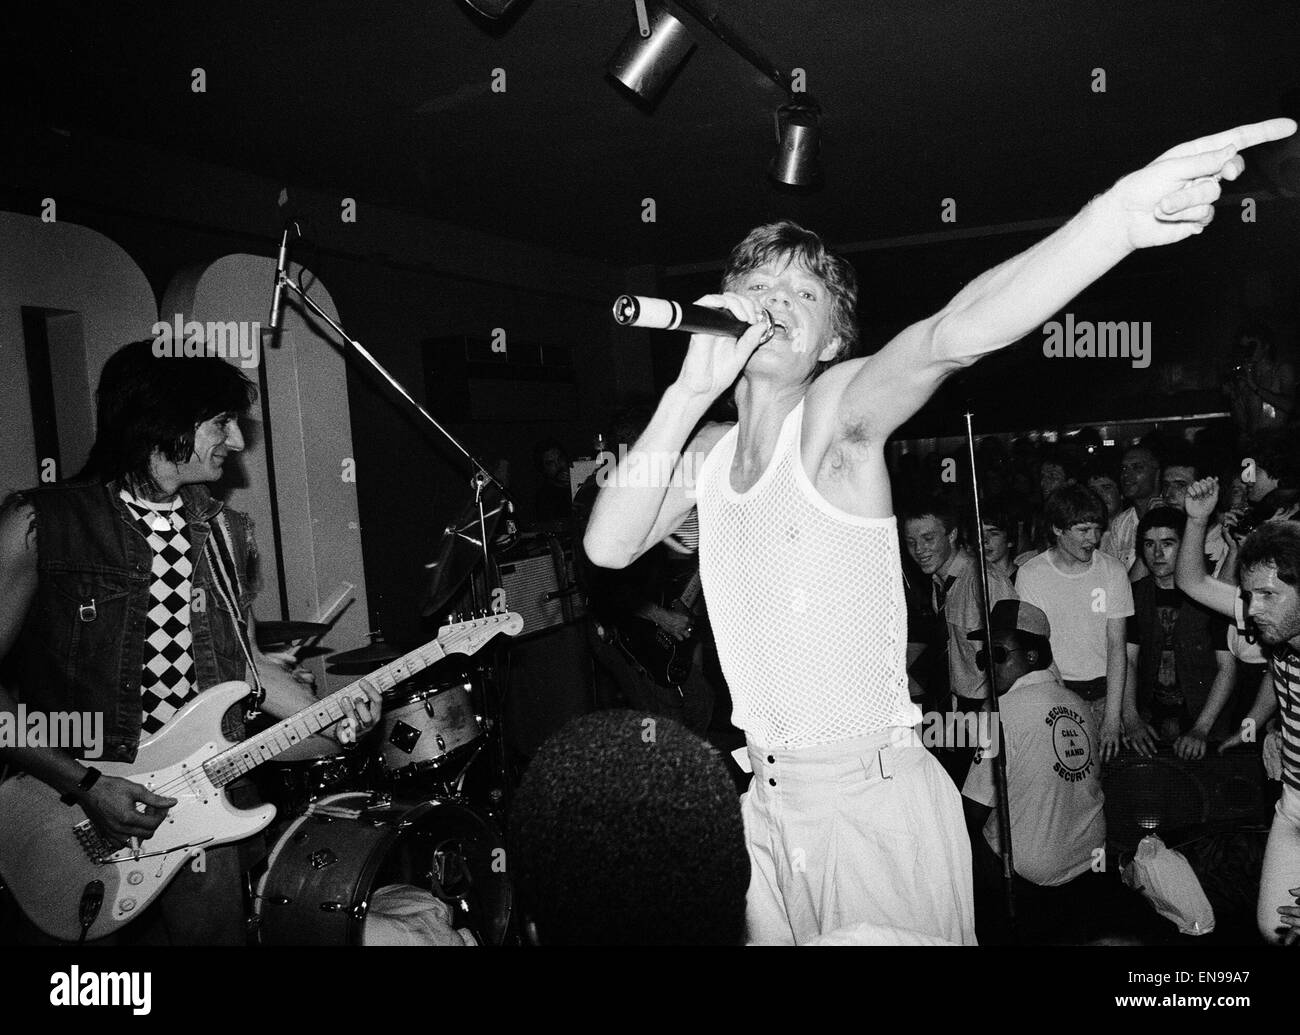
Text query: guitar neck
203 639 447 788
676 567 703 611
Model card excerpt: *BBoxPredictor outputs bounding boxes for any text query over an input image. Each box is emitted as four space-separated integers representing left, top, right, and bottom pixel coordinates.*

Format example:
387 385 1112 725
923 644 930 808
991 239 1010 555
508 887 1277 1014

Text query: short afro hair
510 710 749 945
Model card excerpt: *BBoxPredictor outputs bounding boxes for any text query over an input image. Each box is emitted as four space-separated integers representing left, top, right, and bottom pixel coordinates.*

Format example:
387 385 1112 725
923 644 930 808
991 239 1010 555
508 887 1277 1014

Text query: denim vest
15 481 256 762
1131 576 1231 739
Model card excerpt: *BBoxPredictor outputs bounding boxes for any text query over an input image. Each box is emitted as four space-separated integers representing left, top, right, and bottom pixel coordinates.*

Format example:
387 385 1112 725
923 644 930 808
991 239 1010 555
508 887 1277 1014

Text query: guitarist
0 339 382 945
572 408 714 735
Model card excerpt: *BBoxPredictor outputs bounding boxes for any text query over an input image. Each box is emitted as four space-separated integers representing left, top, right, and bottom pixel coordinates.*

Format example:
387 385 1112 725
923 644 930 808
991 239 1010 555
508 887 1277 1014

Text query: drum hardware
317 902 367 919
255 750 372 823
268 235 517 825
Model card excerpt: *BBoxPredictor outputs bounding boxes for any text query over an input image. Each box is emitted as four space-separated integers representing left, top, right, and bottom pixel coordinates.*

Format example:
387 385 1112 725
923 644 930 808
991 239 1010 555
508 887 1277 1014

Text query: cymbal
255 620 330 647
327 639 402 674
421 482 508 617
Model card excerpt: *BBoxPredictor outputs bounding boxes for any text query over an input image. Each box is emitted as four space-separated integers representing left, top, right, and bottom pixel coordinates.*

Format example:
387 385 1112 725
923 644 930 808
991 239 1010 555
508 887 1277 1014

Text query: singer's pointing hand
676 292 769 400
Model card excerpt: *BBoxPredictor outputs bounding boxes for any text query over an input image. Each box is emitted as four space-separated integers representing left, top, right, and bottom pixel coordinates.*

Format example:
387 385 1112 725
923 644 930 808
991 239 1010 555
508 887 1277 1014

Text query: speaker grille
1101 747 1271 851
498 551 582 636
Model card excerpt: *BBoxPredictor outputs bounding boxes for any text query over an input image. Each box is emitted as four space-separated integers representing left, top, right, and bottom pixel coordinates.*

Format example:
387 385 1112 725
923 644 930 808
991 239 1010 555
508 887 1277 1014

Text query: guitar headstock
437 612 525 657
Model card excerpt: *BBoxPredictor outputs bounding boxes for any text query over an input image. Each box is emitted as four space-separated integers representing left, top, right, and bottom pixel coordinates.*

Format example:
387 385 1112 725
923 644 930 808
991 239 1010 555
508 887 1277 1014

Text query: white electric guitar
0 612 523 941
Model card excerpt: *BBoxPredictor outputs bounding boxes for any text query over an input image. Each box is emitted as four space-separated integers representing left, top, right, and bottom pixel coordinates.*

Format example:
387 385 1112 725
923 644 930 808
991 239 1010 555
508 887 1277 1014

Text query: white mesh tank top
696 399 920 748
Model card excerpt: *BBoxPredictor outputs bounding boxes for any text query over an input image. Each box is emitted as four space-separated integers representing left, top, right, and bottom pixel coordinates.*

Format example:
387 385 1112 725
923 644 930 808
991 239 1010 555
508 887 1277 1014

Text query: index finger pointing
1159 117 1297 160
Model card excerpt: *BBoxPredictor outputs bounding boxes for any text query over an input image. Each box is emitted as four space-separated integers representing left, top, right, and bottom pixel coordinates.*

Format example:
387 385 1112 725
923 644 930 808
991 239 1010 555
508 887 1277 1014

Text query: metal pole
962 410 1017 937
276 272 508 496
672 0 798 98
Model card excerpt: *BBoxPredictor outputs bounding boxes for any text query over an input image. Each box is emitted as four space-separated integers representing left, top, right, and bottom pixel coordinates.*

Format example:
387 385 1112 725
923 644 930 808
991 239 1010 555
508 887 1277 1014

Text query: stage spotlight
769 102 822 188
607 3 697 105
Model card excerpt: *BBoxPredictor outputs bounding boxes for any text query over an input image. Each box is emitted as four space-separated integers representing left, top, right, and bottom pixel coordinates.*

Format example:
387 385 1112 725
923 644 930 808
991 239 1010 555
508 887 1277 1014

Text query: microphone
612 295 773 343
268 225 292 331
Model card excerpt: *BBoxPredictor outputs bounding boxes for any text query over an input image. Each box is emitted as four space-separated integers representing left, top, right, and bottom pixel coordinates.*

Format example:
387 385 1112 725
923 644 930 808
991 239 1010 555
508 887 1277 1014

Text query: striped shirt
665 507 699 555
1235 592 1300 792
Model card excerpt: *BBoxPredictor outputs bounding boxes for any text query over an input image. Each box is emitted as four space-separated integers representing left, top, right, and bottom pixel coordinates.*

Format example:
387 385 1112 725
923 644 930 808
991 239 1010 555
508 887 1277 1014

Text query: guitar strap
203 510 265 717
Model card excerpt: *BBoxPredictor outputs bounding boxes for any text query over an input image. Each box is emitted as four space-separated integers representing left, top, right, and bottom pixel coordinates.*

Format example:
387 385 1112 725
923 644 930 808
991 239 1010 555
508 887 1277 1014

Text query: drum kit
251 258 526 945
248 480 519 947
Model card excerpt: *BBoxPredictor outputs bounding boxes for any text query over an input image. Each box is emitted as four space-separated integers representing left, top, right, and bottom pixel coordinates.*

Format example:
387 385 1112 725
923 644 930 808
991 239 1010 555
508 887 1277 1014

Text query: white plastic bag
1122 834 1216 936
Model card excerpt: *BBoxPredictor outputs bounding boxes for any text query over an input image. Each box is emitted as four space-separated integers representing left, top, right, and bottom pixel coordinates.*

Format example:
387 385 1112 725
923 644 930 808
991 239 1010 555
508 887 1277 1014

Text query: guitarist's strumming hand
331 676 382 747
79 776 177 846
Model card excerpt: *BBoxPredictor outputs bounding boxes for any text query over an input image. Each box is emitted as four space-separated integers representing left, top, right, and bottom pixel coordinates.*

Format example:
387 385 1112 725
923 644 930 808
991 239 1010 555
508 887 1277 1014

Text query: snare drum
255 792 511 946
377 676 484 776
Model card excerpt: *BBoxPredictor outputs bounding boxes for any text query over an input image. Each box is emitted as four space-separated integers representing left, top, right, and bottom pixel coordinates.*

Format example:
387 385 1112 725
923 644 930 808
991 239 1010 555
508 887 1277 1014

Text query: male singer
585 118 1295 944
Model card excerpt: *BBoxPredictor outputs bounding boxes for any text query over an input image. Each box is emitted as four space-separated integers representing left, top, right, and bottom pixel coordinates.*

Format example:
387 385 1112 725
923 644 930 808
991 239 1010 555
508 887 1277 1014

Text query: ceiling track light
770 100 823 189
607 3 697 105
607 1 826 188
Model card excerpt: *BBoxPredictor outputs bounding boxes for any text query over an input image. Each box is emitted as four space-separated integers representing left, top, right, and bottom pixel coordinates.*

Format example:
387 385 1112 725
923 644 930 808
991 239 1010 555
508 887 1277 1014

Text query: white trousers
1258 783 1300 944
741 728 977 946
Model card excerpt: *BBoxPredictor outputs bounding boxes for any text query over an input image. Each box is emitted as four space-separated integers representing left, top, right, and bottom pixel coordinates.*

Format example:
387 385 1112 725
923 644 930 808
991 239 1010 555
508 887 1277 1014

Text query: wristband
61 766 102 806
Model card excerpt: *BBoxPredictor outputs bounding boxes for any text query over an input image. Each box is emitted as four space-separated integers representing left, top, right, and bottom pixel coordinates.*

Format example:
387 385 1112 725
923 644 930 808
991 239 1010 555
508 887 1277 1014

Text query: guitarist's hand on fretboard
328 677 383 747
80 776 177 846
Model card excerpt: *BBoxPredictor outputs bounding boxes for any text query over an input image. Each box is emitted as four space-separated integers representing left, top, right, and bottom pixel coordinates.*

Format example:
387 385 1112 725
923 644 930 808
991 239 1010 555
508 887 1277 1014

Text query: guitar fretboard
202 640 447 788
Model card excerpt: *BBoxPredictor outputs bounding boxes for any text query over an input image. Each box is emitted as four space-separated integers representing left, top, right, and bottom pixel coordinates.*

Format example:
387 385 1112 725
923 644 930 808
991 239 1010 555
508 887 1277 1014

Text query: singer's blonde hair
721 220 860 382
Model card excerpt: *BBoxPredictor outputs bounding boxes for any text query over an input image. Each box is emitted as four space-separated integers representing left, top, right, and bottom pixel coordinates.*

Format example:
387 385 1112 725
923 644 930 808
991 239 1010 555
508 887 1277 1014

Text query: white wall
0 212 157 495
162 256 371 693
0 214 371 694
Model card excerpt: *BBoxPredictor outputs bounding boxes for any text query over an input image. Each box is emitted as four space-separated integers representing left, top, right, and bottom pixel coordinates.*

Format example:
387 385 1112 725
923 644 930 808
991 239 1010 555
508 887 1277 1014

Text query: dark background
2 0 1298 640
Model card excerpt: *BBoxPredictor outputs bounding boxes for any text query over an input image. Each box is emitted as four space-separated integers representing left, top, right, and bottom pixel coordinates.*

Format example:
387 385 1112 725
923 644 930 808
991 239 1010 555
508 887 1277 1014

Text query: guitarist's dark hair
74 339 257 494
510 710 748 945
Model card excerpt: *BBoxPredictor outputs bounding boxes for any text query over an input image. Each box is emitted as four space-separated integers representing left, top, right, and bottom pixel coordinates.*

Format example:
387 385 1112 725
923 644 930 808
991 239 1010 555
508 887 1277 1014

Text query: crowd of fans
508 421 1300 946
894 423 1300 943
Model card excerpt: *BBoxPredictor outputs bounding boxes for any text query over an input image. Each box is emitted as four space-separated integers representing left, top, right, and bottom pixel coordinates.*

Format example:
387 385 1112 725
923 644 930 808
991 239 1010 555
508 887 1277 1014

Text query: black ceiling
7 0 1300 266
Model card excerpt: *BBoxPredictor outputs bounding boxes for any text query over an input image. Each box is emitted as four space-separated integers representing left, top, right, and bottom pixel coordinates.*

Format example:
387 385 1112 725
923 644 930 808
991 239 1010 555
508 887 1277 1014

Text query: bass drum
255 792 511 946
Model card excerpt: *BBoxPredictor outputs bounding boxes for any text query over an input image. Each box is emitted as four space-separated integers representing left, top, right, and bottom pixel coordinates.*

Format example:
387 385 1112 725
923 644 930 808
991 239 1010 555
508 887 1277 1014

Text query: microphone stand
273 270 508 500
963 409 1017 941
272 264 515 807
